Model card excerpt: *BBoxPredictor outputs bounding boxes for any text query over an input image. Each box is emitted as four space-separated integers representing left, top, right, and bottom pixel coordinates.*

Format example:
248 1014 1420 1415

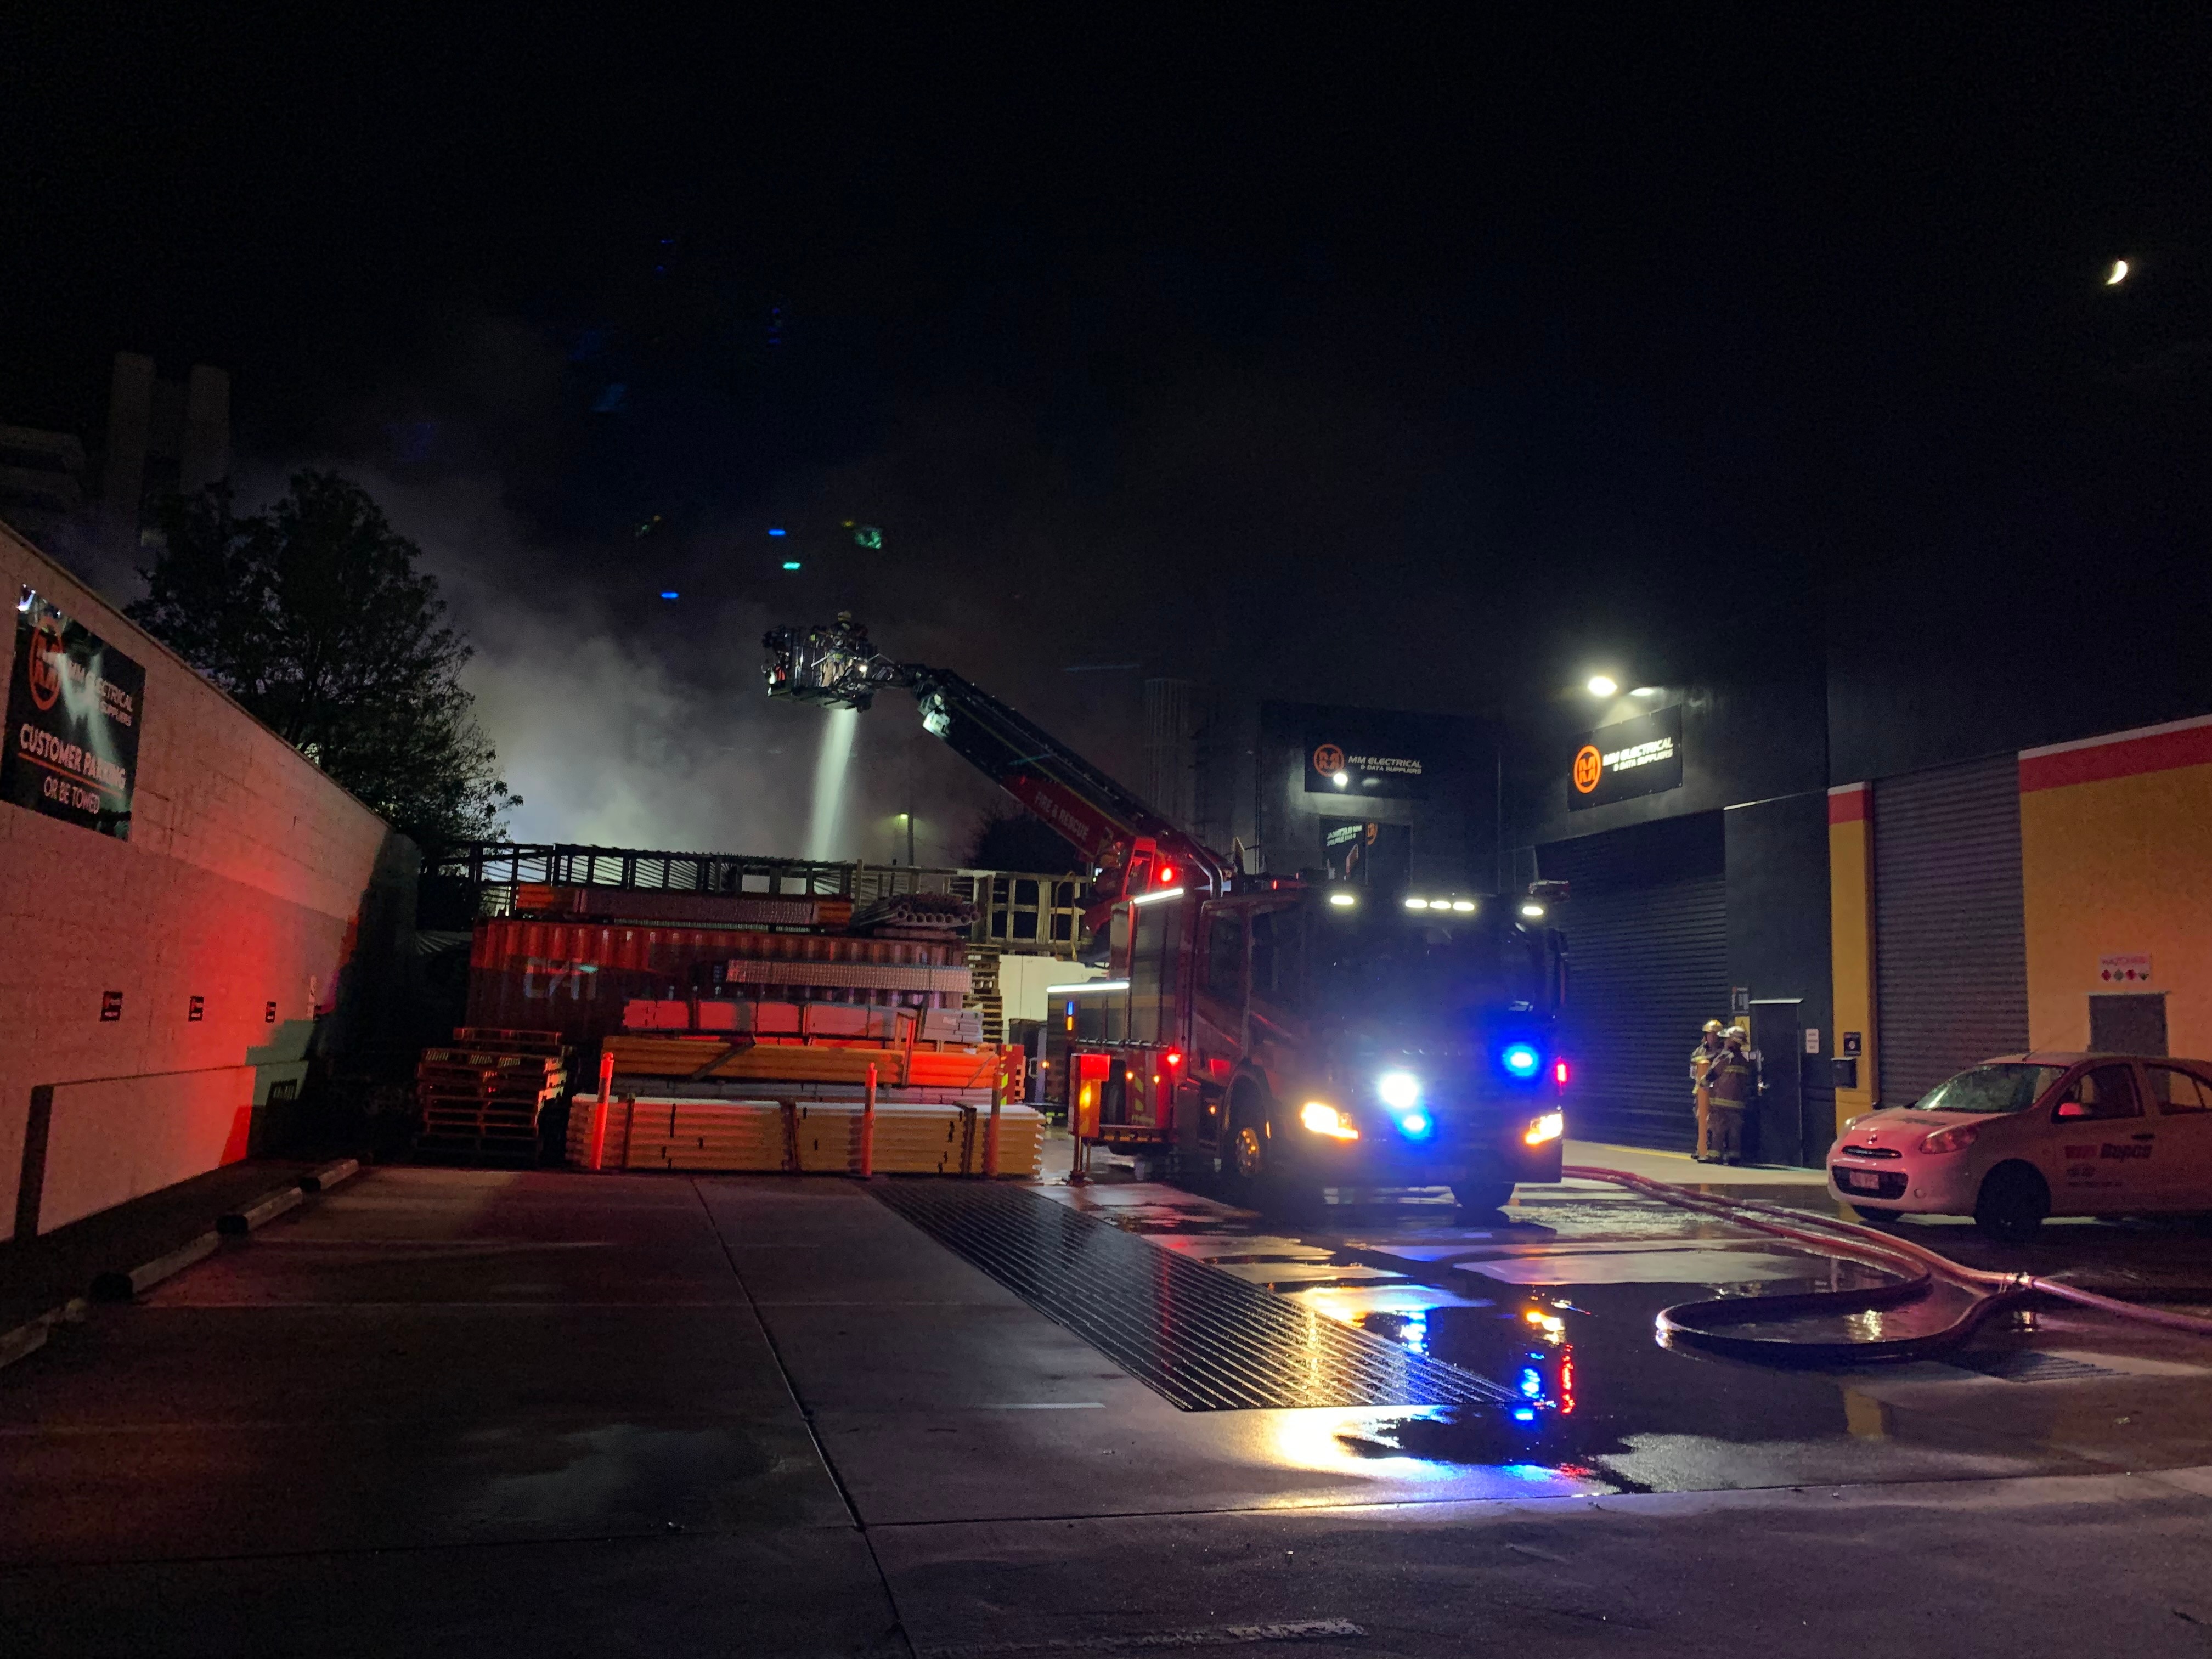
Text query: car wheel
1453 1181 1516 1215
1974 1163 2049 1243
1850 1205 1897 1227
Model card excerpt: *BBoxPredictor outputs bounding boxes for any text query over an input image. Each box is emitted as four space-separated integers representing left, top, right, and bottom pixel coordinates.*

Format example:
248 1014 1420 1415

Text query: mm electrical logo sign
1568 703 1683 811
1304 736 1430 799
3 589 146 839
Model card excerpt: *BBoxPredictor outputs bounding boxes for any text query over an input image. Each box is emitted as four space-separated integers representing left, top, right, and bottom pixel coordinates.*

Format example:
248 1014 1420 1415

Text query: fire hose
1561 1165 2212 1364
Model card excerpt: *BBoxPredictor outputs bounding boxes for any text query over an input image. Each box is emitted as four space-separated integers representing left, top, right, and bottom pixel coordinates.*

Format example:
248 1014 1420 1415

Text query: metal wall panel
1874 754 2027 1106
1548 876 1730 1150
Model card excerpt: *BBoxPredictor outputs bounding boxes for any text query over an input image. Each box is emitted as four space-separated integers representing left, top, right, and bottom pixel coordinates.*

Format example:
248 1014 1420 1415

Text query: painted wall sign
3 589 146 839
2098 952 2153 984
1567 703 1683 810
1304 735 1430 798
100 990 123 1021
1842 1031 1863 1055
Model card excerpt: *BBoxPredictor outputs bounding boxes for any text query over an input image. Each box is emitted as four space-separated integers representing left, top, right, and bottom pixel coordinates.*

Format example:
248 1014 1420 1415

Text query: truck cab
1070 881 1570 1212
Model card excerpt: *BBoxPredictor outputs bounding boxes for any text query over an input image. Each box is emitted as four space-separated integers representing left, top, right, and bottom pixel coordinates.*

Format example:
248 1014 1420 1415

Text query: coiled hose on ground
1561 1164 2212 1364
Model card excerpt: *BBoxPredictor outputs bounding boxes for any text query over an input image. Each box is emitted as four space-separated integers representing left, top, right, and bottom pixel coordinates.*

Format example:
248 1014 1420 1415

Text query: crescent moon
2107 259 2130 286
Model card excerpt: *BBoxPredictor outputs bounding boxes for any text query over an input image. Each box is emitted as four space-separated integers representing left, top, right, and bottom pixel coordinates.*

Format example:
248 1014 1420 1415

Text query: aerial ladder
765 615 1570 1212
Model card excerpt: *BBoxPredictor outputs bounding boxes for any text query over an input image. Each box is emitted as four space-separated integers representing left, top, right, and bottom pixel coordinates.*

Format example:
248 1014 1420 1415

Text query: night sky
4 10 2207 857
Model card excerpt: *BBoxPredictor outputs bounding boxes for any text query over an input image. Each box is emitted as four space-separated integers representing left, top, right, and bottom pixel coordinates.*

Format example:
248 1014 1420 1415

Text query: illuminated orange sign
1572 744 1602 794
1312 742 1345 776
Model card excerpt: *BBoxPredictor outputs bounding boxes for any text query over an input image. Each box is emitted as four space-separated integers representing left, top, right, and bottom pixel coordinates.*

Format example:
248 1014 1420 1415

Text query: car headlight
1376 1071 1421 1110
1300 1101 1359 1140
1523 1111 1564 1147
1919 1121 1984 1155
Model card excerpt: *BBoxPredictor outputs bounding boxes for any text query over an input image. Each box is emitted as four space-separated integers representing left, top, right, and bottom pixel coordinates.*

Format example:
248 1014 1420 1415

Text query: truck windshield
1311 913 1545 1020
1909 1063 2067 1113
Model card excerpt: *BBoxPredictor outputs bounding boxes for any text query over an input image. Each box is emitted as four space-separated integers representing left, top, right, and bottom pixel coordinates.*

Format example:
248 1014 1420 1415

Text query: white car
1826 1052 2212 1240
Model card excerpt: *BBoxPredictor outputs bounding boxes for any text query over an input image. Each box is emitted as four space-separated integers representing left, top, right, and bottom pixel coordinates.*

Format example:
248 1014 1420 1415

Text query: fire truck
764 617 1570 1211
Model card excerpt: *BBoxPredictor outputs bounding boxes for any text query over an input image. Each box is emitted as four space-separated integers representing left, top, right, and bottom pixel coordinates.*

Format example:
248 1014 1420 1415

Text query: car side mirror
2055 1099 2091 1120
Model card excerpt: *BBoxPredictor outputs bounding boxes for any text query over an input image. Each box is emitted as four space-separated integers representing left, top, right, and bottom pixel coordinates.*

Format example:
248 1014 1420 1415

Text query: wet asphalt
3 1146 2211 1655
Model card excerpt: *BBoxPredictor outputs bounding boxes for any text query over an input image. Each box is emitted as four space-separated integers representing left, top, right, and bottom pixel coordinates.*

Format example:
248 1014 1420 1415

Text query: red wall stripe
2019 721 2212 793
1827 785 1868 825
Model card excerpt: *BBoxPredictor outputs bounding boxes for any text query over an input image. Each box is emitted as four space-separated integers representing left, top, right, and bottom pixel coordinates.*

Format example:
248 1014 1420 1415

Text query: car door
2041 1062 2160 1213
2142 1063 2212 1210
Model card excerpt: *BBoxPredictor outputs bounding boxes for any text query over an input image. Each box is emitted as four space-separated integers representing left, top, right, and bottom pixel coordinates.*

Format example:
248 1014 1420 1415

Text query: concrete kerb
5 1157 371 1362
0 1296 89 1370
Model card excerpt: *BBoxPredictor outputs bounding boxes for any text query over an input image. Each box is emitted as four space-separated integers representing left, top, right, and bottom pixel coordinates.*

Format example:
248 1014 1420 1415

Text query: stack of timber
600 1031 1018 1092
566 1093 1045 1177
415 1028 568 1158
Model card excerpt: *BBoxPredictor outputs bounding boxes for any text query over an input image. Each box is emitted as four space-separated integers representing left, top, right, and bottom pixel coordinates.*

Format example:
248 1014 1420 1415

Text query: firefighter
1706 1026 1757 1165
1689 1019 1728 1161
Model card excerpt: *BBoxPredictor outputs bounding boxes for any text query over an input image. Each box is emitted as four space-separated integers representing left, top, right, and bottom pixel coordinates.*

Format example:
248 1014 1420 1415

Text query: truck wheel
1974 1164 2049 1243
1453 1181 1516 1215
1217 1097 1266 1207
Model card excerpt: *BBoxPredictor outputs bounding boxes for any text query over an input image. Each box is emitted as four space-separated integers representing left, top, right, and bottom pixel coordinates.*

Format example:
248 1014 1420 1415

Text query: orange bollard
860 1062 878 1178
585 1048 616 1171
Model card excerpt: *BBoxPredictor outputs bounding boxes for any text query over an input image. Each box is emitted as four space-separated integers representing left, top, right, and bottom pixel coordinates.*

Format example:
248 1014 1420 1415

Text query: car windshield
1311 911 1545 1019
1909 1063 2068 1114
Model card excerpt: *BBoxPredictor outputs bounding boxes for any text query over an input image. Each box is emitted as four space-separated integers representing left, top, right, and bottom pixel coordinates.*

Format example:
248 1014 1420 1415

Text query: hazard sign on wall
3 589 146 840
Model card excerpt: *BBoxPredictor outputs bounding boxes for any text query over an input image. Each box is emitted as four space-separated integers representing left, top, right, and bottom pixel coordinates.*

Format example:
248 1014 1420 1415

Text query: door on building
2090 993 2168 1057
1874 754 2029 1107
1538 814 1728 1153
1748 999 1807 1166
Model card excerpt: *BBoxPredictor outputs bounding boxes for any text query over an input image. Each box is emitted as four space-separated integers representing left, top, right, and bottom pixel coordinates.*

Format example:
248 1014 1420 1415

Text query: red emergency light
1155 862 1177 887
1554 1059 1570 1086
1164 1049 1184 1068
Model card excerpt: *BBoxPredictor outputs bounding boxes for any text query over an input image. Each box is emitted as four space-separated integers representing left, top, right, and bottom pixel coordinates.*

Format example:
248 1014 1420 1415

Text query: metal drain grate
1951 1350 2121 1383
873 1180 1516 1411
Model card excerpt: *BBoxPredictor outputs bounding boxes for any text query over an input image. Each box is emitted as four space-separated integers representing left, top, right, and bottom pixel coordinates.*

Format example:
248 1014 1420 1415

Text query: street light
1585 675 1618 698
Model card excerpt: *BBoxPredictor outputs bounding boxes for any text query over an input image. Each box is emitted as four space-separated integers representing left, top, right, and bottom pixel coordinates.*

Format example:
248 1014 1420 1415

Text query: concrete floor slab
0 1528 902 1658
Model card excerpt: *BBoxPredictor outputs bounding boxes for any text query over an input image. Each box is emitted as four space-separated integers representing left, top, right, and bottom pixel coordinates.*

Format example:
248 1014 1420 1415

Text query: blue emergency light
1502 1042 1542 1078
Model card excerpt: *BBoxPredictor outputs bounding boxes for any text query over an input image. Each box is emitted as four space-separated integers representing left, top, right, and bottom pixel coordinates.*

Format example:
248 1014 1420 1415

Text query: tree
128 471 520 849
967 805 1081 873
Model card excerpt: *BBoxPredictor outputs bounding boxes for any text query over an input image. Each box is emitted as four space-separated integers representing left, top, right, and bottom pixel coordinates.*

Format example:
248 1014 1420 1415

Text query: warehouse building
1 520 411 1240
1506 577 2212 1165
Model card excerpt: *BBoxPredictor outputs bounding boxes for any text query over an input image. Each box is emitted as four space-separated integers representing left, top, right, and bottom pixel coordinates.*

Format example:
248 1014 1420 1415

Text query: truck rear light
1524 1111 1565 1147
1554 1059 1570 1087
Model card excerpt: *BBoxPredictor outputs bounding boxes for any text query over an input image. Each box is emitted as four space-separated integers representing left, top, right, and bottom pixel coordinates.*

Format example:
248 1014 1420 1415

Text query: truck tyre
1974 1163 2049 1243
1217 1092 1266 1207
1453 1181 1516 1215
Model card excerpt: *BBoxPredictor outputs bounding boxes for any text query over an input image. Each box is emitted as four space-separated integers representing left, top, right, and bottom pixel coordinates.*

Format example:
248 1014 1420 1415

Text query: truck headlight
1376 1071 1421 1110
1523 1111 1564 1147
1300 1101 1359 1140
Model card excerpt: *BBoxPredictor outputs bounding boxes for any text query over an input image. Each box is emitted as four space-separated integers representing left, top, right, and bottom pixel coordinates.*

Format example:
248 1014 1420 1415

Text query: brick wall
2 519 409 1238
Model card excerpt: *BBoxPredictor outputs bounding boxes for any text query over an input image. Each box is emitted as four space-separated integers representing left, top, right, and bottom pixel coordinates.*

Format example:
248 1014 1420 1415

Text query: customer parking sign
3 589 145 840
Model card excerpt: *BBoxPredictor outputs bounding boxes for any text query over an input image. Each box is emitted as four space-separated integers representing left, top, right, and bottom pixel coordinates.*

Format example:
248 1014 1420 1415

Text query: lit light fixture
1376 1071 1421 1110
659 590 679 600
1631 686 1662 697
1130 885 1186 907
1585 675 1618 697
1043 978 1128 996
1520 901 1546 919
1554 1058 1570 1086
1451 899 1476 913
1396 1110 1432 1139
2107 258 2130 286
1300 1101 1359 1139
1502 1043 1542 1078
1328 891 1358 907
781 560 802 571
769 526 788 537
1404 897 1430 910
1331 769 1349 787
1524 1110 1565 1147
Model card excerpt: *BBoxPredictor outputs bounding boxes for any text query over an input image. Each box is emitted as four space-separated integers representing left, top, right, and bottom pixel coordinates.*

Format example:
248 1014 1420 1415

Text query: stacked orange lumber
564 1096 1045 1177
600 1034 1010 1090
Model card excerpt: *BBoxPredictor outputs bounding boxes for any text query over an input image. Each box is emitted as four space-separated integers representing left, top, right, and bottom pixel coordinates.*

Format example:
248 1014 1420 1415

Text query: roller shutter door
1874 754 2027 1107
1539 815 1729 1152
